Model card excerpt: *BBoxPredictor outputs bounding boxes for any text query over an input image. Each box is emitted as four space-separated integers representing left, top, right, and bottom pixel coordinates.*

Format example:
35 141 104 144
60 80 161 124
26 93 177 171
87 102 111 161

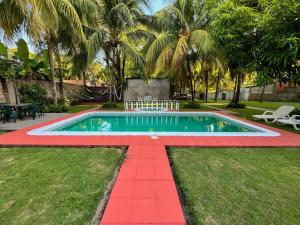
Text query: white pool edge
27 111 281 137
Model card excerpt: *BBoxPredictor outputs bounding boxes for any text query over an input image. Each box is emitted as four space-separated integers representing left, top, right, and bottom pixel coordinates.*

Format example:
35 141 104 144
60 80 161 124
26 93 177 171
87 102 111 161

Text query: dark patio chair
2 105 17 123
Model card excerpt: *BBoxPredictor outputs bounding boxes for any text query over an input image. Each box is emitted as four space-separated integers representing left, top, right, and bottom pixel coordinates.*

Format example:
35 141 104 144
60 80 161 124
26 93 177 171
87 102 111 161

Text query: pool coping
26 111 280 137
1 110 299 225
0 110 300 147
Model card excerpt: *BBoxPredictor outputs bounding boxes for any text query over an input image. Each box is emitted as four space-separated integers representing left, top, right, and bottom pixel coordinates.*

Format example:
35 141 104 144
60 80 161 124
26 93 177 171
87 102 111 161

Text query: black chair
2 105 17 123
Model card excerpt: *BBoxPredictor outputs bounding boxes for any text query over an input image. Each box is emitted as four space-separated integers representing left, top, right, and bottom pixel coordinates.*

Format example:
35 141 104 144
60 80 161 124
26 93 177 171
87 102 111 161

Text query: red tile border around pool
0 110 299 147
1 110 299 225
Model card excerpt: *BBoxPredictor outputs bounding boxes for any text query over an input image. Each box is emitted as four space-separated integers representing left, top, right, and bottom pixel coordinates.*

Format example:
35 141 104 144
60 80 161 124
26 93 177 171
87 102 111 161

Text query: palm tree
201 55 224 102
145 0 213 101
0 0 87 104
88 0 151 102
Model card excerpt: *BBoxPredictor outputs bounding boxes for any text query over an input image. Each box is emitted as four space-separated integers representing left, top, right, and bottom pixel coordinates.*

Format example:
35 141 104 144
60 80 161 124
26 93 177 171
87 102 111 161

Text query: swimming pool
28 112 280 136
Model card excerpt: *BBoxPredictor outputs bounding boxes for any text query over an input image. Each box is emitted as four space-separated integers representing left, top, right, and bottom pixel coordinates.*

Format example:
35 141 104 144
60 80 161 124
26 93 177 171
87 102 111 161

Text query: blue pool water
54 114 260 133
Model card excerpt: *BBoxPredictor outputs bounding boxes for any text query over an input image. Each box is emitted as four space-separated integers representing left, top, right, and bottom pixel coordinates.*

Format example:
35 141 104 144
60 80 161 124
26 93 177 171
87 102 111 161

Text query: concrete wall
0 79 84 104
248 84 300 101
124 79 170 100
208 84 300 102
208 88 250 101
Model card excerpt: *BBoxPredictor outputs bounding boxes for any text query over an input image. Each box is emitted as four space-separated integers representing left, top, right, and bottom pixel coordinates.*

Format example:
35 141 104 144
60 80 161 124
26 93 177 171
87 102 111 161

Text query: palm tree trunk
105 50 112 102
83 72 87 87
205 70 209 103
186 55 194 101
233 72 242 104
259 85 266 102
231 75 238 104
56 52 64 98
214 72 221 101
121 55 126 101
46 36 58 105
12 73 20 104
110 47 118 103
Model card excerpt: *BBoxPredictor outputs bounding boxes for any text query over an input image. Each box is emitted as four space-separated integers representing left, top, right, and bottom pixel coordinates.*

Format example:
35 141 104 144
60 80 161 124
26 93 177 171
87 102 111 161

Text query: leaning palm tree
0 0 87 104
145 0 213 101
88 0 151 102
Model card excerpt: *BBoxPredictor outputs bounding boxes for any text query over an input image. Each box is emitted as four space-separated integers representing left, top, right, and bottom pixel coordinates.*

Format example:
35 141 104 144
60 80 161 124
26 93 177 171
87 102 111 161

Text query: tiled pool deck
1 110 299 225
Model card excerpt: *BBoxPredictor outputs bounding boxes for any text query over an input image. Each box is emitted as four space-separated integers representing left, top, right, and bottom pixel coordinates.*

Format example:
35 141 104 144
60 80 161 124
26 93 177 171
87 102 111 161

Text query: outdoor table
1 103 33 120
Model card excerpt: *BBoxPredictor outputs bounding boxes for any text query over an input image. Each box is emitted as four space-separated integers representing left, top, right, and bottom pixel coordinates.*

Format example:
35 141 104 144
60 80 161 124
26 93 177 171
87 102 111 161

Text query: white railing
124 100 180 111
125 115 179 126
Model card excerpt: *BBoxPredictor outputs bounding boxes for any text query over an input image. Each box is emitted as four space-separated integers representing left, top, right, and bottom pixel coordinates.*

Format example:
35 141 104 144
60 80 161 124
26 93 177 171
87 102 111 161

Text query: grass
0 147 123 225
170 147 300 225
100 102 124 110
241 101 300 110
68 104 99 113
202 102 300 134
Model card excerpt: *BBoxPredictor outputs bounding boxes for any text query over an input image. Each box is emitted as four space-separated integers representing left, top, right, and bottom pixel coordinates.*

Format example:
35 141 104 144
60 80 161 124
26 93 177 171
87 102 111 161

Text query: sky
145 0 170 14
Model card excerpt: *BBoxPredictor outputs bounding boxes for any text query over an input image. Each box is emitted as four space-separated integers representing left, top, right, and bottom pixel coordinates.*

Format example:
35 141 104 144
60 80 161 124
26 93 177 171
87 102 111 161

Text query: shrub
19 83 70 113
58 97 70 108
102 102 118 109
226 102 246 108
19 83 47 103
45 104 69 113
182 101 201 109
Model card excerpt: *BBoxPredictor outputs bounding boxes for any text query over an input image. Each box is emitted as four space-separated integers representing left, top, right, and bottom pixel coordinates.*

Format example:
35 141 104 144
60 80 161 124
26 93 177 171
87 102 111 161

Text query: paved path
0 113 70 131
101 144 185 225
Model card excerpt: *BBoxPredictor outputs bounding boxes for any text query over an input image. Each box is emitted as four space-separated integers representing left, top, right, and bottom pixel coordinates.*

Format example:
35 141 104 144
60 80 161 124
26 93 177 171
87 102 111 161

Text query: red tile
133 180 156 198
155 180 178 198
130 198 157 224
136 166 155 180
157 196 185 224
101 198 132 224
118 167 137 180
110 180 135 198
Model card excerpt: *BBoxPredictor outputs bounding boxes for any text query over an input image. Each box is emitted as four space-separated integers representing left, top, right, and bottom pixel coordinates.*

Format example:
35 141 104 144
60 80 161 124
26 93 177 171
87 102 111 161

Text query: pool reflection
56 115 256 133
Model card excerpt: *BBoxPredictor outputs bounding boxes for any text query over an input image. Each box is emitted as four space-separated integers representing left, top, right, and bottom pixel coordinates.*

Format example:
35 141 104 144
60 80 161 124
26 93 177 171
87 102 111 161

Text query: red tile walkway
101 144 185 225
1 110 300 225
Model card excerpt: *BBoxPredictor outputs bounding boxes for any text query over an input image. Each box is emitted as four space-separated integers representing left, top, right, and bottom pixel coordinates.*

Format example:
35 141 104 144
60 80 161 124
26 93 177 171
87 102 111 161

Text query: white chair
277 115 300 130
143 96 153 101
252 106 295 123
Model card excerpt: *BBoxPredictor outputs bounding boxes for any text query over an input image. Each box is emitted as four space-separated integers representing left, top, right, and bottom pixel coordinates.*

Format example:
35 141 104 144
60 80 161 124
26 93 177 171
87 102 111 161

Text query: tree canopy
0 0 299 104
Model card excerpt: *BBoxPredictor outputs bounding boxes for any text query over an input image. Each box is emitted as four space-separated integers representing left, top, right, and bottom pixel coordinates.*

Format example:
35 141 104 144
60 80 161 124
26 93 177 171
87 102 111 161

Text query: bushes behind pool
19 83 70 113
102 102 119 109
182 101 201 109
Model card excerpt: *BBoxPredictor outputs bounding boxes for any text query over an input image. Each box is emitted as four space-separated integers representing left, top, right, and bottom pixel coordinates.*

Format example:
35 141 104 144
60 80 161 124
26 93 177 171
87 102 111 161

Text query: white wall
124 79 170 100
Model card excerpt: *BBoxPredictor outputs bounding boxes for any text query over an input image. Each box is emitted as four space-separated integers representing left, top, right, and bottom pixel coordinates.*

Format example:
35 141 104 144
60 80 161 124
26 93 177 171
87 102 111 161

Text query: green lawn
241 101 300 110
170 147 300 225
68 105 99 113
202 102 300 134
0 147 123 225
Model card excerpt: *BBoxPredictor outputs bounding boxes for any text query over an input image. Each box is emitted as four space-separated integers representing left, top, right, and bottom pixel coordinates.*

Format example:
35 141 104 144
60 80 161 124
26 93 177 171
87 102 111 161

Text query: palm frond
190 29 213 56
52 0 86 42
155 44 173 74
145 33 176 73
120 41 144 67
110 3 134 27
171 35 188 68
88 29 108 63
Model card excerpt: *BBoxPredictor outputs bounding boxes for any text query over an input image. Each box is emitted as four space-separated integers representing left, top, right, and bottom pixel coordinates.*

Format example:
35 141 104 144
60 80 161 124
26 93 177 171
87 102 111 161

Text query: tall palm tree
145 0 213 101
88 0 151 102
0 0 87 104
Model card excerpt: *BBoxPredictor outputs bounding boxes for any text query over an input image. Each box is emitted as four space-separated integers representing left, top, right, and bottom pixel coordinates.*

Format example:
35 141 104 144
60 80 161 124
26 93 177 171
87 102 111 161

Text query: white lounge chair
252 106 295 123
277 115 300 130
